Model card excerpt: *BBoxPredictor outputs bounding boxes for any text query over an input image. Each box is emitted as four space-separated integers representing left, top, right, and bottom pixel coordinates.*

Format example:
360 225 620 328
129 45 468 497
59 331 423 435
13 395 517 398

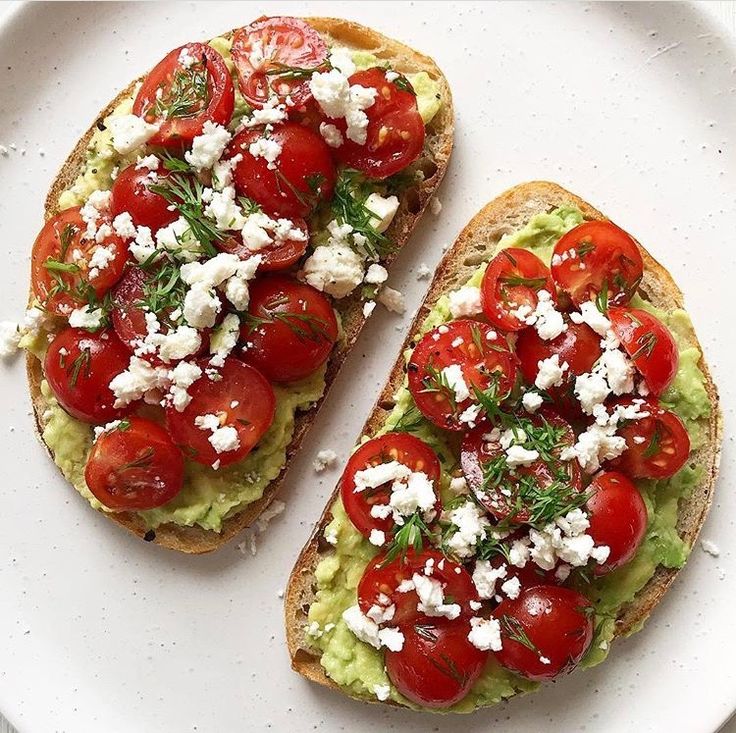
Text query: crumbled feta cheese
313 449 338 473
458 403 482 428
135 154 160 171
156 217 203 262
364 263 388 284
363 301 376 318
531 290 567 340
318 122 343 148
166 360 203 411
412 573 461 619
445 501 490 558
373 684 391 702
364 193 399 233
301 243 364 298
354 461 411 492
472 560 507 599
509 539 531 568
449 476 469 495
129 226 157 263
416 263 432 280
505 444 540 468
378 286 406 314
184 121 232 171
448 286 482 318
570 301 612 337
109 356 169 408
248 136 282 170
239 96 288 128
342 605 404 651
522 391 544 414
442 363 470 403
183 283 221 329
535 353 568 390
112 211 137 239
0 321 21 357
107 114 159 155
329 47 357 76
68 305 104 330
430 196 442 216
92 420 123 442
156 325 202 362
468 617 503 652
324 526 338 545
388 471 437 523
204 186 246 231
701 539 720 557
369 529 386 547
195 414 241 454
501 576 521 600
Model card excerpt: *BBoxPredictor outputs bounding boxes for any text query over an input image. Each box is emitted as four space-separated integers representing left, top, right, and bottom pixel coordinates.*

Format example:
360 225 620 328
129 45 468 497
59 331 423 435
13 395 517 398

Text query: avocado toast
285 181 722 711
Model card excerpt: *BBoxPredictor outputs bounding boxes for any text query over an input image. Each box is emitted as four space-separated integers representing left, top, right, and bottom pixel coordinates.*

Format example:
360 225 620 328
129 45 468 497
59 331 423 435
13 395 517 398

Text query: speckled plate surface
0 2 734 732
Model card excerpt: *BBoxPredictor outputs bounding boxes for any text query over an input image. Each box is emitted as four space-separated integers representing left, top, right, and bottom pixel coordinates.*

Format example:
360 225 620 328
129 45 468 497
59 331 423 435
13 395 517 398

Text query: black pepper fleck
143 530 156 542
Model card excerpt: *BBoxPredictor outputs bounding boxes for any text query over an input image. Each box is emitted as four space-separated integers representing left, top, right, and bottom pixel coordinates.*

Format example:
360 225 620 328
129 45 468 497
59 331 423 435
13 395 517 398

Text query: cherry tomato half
608 307 678 397
31 208 129 316
110 163 177 233
330 68 425 180
480 248 556 332
408 320 518 431
231 16 328 108
551 221 643 307
133 43 235 148
165 357 275 467
228 122 336 219
585 471 648 575
385 618 488 709
608 398 690 479
84 417 184 511
341 433 441 540
44 327 134 423
240 275 338 382
494 585 594 681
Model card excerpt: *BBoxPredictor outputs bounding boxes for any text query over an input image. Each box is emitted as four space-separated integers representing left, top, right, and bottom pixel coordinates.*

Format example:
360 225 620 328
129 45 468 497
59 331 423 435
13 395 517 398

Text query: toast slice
284 181 722 707
25 18 454 553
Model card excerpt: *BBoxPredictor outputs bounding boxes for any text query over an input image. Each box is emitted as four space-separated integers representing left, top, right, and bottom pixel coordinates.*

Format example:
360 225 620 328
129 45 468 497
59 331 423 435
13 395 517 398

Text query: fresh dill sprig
243 294 332 343
499 614 539 653
151 61 209 120
381 512 431 565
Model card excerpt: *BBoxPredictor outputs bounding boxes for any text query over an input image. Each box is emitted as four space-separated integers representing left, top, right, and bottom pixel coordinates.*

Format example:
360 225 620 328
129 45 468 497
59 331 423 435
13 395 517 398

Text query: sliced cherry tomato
550 221 643 307
31 208 129 316
407 320 518 431
165 357 275 467
460 410 581 523
585 471 648 575
358 549 478 627
231 17 328 109
228 122 336 219
385 618 488 709
341 433 441 539
84 417 184 510
110 163 177 233
44 327 134 423
329 68 425 179
133 43 234 148
608 307 678 396
494 585 594 681
240 275 337 382
608 398 690 479
216 215 309 271
480 248 556 332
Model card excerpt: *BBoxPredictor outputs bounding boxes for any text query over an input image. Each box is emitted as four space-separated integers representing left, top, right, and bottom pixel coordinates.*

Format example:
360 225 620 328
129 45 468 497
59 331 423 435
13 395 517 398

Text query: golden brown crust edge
26 17 455 553
284 180 723 703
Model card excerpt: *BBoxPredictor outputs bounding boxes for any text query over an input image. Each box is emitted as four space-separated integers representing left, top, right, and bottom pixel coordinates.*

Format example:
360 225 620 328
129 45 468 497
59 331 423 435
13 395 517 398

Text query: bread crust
284 180 723 706
26 18 455 553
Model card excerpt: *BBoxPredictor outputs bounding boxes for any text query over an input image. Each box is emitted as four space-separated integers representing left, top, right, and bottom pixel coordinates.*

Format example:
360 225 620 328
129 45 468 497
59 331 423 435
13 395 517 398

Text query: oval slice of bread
26 18 455 553
284 180 723 706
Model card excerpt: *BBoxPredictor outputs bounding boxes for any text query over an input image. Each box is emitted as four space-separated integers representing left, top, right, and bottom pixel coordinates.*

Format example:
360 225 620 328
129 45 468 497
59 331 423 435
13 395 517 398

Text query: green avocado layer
306 207 712 711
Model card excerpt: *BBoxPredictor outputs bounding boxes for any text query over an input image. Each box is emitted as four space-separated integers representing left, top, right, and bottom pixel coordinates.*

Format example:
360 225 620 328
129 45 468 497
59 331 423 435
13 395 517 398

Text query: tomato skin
44 328 135 424
407 320 518 431
165 357 275 467
480 248 556 332
31 208 129 316
494 586 594 681
228 122 336 219
133 43 234 148
608 307 678 396
608 398 690 479
240 275 338 382
330 68 426 180
585 471 648 575
358 549 479 627
110 164 177 233
341 433 441 539
231 17 328 109
84 417 184 511
385 619 488 709
551 221 643 306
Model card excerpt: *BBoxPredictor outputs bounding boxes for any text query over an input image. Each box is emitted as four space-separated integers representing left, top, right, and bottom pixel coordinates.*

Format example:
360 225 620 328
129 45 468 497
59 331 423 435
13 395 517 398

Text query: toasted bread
284 181 722 707
25 17 454 553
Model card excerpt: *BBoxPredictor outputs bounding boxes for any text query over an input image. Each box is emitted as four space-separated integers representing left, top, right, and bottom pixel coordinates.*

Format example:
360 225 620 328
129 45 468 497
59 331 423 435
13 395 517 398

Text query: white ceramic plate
0 2 734 731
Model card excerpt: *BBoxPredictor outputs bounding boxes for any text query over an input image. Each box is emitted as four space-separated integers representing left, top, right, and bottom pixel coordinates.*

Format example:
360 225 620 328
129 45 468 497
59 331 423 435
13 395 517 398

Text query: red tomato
385 619 488 709
133 43 234 148
44 328 134 424
550 221 643 306
84 417 184 510
407 320 518 431
608 307 678 396
110 163 177 233
330 68 425 179
358 549 479 627
240 275 338 382
585 471 648 575
31 208 129 316
165 357 275 467
340 433 441 539
608 398 690 479
231 17 328 108
480 248 556 332
216 215 309 271
228 122 336 218
494 586 594 681
460 410 581 523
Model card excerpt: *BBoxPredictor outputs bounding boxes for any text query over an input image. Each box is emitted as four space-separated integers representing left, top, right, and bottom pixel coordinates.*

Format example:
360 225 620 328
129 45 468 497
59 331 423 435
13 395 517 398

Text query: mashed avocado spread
306 207 712 711
38 41 443 531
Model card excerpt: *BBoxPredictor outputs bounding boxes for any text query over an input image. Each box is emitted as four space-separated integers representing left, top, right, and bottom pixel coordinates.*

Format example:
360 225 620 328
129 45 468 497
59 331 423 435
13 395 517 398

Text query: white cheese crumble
68 305 104 330
472 560 507 599
184 121 232 171
248 136 282 170
364 263 388 284
107 114 159 155
448 286 483 318
411 573 461 619
301 243 364 298
364 193 399 233
318 122 343 148
378 287 406 314
313 449 338 473
522 391 544 413
342 605 404 651
534 353 568 390
701 539 720 557
369 529 386 547
445 500 490 558
468 617 503 652
194 413 241 454
441 363 470 403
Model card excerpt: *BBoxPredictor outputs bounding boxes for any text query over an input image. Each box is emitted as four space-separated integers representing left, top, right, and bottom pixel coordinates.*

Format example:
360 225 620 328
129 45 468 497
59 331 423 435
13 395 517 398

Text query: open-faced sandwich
0 16 453 552
285 182 722 711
